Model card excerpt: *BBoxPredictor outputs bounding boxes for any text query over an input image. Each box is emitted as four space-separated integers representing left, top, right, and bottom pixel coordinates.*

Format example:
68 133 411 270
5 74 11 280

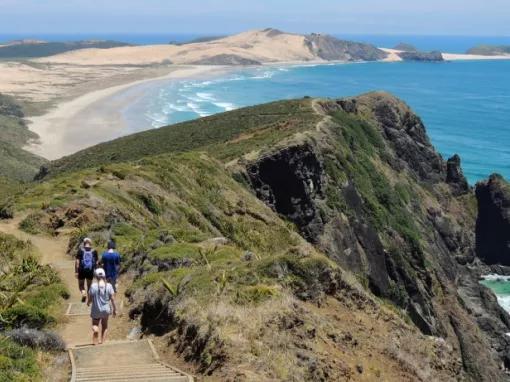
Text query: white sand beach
24 66 225 159
380 48 510 62
442 52 510 60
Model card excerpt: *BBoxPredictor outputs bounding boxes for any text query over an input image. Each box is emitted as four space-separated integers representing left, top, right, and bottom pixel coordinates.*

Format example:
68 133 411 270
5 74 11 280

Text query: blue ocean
121 60 510 184
4 34 510 185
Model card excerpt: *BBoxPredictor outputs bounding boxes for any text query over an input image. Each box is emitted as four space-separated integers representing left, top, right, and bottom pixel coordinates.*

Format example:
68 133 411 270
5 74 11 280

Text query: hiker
101 240 121 292
87 268 116 345
75 237 98 303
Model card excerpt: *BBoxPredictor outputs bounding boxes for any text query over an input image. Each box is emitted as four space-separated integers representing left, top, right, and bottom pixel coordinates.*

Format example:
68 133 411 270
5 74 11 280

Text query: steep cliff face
304 34 387 61
247 145 325 242
476 174 510 265
246 93 510 380
446 154 470 196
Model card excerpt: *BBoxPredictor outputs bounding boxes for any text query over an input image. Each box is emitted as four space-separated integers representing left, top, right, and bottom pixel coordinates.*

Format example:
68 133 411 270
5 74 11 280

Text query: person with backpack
87 267 116 345
75 237 98 303
101 240 121 292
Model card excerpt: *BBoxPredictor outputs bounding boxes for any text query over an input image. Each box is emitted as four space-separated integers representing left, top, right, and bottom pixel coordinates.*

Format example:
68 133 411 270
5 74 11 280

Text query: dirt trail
0 216 134 347
0 216 193 381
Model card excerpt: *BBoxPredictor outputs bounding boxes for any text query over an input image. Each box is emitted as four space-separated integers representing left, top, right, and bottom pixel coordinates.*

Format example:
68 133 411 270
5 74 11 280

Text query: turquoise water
123 60 510 184
481 278 510 312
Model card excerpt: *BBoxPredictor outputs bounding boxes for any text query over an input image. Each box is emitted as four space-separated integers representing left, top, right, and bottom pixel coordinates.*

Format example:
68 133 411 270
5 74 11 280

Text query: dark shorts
78 268 94 280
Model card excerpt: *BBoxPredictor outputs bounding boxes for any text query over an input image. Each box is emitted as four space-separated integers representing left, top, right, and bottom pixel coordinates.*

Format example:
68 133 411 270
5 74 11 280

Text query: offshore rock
446 154 469 195
476 174 510 265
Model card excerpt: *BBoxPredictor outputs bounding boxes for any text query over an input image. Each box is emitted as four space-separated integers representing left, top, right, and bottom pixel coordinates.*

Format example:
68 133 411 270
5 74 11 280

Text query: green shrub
18 213 44 234
0 337 40 381
3 304 53 329
137 193 162 215
149 243 200 263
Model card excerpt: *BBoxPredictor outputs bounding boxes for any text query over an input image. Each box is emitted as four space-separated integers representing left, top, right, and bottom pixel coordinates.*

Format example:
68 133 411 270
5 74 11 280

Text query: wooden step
77 370 180 378
76 377 188 382
77 364 166 372
69 340 193 382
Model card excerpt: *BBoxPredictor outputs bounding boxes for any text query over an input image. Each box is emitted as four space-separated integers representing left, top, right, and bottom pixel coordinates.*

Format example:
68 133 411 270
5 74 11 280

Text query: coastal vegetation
393 42 418 51
42 99 322 176
0 94 47 181
467 45 510 56
2 92 508 380
0 233 68 381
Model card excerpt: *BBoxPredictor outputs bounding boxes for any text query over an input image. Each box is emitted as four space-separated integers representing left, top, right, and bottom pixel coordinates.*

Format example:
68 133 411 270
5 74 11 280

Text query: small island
393 42 418 52
398 50 443 62
386 43 444 62
467 45 510 56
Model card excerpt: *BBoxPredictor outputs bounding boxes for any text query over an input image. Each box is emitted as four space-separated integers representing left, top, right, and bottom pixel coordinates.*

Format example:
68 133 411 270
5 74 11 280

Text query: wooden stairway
69 340 193 382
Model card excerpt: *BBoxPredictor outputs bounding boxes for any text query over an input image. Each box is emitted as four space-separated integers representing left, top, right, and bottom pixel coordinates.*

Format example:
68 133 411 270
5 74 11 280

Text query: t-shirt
101 251 121 278
89 282 114 318
76 248 98 271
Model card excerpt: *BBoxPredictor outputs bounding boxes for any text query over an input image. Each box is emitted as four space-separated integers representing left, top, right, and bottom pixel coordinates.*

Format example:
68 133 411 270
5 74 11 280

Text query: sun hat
95 268 106 278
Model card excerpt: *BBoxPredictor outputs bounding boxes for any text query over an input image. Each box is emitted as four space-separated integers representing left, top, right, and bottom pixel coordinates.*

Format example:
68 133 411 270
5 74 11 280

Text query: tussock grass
0 233 67 380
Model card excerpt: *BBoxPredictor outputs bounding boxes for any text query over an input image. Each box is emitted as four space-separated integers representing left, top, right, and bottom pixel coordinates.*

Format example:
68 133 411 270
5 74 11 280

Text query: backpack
81 249 94 271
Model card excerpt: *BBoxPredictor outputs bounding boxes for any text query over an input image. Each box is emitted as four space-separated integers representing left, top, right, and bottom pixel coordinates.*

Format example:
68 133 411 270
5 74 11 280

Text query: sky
0 0 509 36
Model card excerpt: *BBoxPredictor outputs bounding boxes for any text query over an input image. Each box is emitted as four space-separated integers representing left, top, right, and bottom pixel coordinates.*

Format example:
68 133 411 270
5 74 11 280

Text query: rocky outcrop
343 93 446 182
446 154 470 195
304 34 387 61
397 50 444 62
476 174 510 265
247 144 325 241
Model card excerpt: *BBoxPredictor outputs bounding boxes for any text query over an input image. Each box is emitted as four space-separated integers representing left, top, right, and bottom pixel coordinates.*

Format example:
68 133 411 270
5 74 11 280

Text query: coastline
22 50 510 161
24 65 231 160
380 47 510 61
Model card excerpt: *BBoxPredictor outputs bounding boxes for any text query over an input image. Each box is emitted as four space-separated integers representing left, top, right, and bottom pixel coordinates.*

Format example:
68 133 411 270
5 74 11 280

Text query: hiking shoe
81 290 86 303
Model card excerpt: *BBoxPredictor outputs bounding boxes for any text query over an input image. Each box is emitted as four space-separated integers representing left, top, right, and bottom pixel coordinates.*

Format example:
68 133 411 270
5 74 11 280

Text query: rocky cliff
245 93 510 380
476 174 510 265
304 34 387 61
7 93 510 381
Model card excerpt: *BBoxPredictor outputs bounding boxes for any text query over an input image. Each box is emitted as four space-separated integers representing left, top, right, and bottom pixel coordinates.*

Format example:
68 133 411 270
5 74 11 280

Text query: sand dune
33 29 327 66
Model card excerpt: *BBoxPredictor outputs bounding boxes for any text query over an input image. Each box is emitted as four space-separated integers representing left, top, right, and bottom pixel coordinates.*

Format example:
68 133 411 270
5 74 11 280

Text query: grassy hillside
0 94 47 181
0 141 47 181
14 151 463 381
0 40 131 59
0 233 67 381
12 93 509 380
44 99 321 176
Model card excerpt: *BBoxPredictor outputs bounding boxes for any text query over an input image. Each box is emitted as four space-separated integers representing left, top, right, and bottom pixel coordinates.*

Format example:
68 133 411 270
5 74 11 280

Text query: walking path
0 216 192 382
